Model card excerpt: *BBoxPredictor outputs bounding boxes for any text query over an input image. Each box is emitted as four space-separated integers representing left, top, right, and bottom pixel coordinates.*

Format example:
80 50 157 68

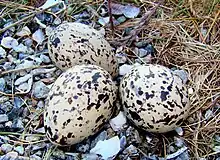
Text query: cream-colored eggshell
119 64 190 133
47 22 118 77
44 64 117 146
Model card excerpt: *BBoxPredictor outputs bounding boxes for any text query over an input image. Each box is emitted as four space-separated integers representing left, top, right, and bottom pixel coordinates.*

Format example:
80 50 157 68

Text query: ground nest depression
0 0 219 160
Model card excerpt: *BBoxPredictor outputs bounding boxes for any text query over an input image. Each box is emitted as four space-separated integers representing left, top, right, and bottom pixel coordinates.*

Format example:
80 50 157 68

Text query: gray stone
14 146 24 155
117 16 126 23
1 101 13 113
173 69 189 84
32 81 50 99
0 114 8 123
2 151 19 160
0 78 6 92
40 54 51 63
138 48 148 57
52 150 66 159
30 155 41 160
1 143 13 153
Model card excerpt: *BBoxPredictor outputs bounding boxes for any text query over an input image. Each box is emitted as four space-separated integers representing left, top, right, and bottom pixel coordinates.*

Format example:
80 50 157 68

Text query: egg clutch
44 22 190 146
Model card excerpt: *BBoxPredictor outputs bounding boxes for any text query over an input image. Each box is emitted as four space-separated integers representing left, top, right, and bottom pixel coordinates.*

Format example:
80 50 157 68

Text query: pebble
134 41 148 48
17 82 29 92
0 114 8 123
116 53 127 64
0 47 6 58
24 38 33 47
30 154 41 160
175 127 184 136
117 16 126 23
52 150 66 159
14 146 24 155
91 131 108 149
168 145 175 153
123 145 139 157
35 127 45 134
5 121 12 128
14 97 23 108
1 144 13 153
36 100 44 110
2 151 19 160
0 78 6 92
175 137 184 147
109 111 127 131
40 54 51 63
12 118 24 130
75 143 90 153
119 64 133 76
138 48 149 57
15 74 32 86
32 81 50 99
173 69 189 84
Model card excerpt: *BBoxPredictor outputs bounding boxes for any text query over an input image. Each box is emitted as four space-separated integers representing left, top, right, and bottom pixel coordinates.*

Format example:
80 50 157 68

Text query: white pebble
1 143 13 153
1 37 18 49
15 26 31 37
0 114 9 123
13 43 28 53
40 54 51 63
109 111 127 131
32 29 45 45
15 74 32 86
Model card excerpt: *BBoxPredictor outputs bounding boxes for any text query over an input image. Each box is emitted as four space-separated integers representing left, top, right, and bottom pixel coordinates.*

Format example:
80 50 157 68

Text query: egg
47 22 118 77
44 64 117 146
119 64 190 133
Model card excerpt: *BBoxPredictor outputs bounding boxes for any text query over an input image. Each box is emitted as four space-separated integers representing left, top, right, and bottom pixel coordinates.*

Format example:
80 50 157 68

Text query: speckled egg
47 22 118 77
119 64 190 133
44 64 117 146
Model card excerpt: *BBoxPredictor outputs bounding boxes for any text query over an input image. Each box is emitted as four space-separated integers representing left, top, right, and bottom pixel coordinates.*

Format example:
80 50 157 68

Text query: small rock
175 137 184 147
14 97 23 108
0 114 8 123
91 131 108 149
173 69 189 84
25 136 40 142
5 121 12 128
134 41 148 48
205 109 213 120
76 143 90 153
0 47 6 58
138 48 148 57
32 143 46 151
2 151 19 160
1 143 13 153
14 146 24 155
24 38 33 47
109 111 127 131
119 64 133 76
0 78 6 92
90 136 120 160
30 154 41 160
1 37 18 49
33 57 43 65
40 54 51 63
35 127 45 134
14 74 32 86
15 26 31 37
36 100 45 110
117 16 126 23
115 53 127 64
11 118 24 130
168 145 175 153
32 81 50 99
16 60 34 70
52 149 66 159
175 127 184 136
123 145 139 157
17 82 29 92
32 29 45 45
120 136 127 150
13 43 28 53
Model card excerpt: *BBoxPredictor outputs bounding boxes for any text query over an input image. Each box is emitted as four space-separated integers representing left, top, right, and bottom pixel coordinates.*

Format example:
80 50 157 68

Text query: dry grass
0 0 219 159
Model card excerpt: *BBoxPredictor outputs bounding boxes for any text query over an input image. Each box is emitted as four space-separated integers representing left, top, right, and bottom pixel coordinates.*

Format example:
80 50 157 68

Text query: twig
107 0 114 37
121 0 165 46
